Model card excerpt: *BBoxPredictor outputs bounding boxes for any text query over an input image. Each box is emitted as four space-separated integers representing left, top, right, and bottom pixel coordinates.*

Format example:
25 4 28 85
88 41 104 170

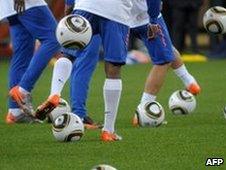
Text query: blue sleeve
146 0 161 24
65 0 75 6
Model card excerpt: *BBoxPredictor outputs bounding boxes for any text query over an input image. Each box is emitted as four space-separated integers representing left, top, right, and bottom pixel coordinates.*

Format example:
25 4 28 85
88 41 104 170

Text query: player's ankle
8 108 23 117
18 86 30 95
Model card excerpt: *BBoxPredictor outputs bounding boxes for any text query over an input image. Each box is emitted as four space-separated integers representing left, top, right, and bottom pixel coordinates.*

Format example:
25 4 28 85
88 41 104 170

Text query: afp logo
205 158 224 166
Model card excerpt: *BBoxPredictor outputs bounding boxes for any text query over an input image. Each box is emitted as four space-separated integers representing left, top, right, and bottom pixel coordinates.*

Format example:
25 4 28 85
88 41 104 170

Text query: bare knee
105 61 123 79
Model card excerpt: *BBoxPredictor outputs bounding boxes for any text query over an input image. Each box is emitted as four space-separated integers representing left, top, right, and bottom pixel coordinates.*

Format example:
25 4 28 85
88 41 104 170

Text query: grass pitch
0 60 226 170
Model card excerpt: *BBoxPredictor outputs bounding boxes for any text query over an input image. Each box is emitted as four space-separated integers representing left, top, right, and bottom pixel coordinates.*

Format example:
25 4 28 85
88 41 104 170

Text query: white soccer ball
91 164 117 170
52 113 84 142
49 98 71 122
168 90 196 115
135 101 165 127
203 6 226 34
56 14 92 49
223 106 226 119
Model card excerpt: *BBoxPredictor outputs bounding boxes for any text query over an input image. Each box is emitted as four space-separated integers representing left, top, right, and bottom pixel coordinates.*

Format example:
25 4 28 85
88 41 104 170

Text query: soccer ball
223 106 226 119
91 164 117 170
56 14 92 49
203 6 226 34
52 113 84 142
168 90 196 115
135 101 165 127
49 98 71 122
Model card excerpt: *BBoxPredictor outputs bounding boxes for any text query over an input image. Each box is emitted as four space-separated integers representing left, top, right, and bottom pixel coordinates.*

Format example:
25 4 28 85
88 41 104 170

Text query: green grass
0 60 226 170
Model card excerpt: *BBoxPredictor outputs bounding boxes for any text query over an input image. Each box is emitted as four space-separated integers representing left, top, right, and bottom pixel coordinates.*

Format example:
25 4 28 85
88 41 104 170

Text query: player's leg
35 35 101 121
50 56 72 98
139 20 175 105
35 48 74 120
18 6 60 91
64 10 127 140
10 6 60 116
6 16 38 123
131 17 175 126
100 18 129 141
139 16 200 103
171 47 201 95
70 35 101 129
142 64 170 102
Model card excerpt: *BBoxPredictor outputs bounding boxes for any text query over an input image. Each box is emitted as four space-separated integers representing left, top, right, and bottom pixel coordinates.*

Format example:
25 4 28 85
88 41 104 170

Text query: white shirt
0 0 47 21
130 0 162 28
74 0 133 26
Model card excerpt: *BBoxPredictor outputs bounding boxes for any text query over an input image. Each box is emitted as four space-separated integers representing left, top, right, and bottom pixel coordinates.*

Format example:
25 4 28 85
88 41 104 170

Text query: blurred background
0 0 226 62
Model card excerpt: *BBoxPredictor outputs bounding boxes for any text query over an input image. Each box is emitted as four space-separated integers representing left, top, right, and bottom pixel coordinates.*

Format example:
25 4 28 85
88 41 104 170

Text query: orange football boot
35 94 60 120
9 86 34 116
187 83 201 95
100 131 122 142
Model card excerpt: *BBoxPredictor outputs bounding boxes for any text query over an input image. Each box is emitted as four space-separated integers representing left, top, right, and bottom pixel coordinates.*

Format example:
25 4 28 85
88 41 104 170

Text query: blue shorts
71 10 129 64
131 16 175 65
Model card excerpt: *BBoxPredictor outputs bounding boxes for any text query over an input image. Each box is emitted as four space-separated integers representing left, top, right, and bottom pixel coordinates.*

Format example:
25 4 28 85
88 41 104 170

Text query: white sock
50 58 72 96
19 87 30 95
140 92 156 104
9 108 22 117
173 64 196 87
103 79 122 133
